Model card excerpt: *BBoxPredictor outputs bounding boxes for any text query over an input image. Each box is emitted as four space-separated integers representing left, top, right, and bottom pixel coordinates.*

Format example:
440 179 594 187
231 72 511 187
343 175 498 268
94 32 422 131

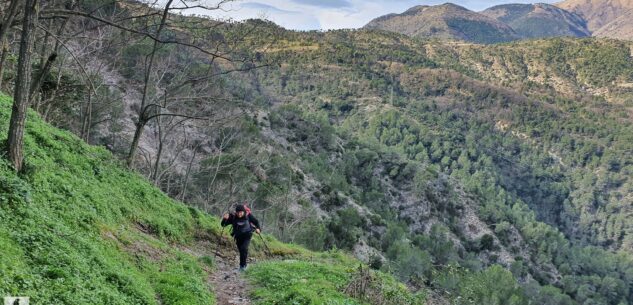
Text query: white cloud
200 1 321 30
199 0 559 31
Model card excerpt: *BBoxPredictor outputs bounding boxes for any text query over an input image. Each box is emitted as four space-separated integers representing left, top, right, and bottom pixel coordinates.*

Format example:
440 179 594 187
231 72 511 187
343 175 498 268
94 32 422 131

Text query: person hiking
221 204 261 271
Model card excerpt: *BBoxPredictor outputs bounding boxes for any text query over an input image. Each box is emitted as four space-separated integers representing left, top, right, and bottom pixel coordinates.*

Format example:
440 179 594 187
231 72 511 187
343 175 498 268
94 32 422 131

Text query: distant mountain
481 3 590 38
593 13 633 39
557 0 633 39
364 3 520 44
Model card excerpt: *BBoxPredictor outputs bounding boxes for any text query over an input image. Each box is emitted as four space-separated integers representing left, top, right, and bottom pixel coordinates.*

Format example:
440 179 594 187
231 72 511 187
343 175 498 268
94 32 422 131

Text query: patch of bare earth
109 223 255 305
181 230 253 305
210 258 252 305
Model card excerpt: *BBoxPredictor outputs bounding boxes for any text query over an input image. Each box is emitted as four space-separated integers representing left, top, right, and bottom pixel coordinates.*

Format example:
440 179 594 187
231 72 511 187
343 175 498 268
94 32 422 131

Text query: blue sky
204 0 558 30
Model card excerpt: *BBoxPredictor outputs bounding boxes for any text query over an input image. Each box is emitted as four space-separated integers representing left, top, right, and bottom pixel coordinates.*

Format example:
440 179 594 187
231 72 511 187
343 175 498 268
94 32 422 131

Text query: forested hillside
1 0 633 304
0 95 421 304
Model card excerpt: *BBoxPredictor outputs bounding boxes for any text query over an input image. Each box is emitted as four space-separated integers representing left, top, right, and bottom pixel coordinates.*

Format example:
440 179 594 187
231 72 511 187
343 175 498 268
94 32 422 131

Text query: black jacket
221 213 261 237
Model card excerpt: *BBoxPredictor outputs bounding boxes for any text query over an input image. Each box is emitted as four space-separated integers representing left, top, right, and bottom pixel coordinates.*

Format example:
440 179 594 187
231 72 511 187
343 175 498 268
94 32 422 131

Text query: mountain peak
365 3 519 44
400 3 469 16
437 2 469 10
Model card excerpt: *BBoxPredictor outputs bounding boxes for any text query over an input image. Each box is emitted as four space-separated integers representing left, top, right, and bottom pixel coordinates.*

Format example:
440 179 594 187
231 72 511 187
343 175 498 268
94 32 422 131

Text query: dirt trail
178 233 254 305
210 256 252 305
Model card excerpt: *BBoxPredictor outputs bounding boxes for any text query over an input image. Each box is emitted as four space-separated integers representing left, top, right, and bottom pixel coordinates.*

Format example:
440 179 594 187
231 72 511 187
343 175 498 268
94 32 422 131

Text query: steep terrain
3 1 633 304
364 3 520 44
557 0 633 39
482 3 590 38
0 95 420 304
593 13 633 39
227 31 633 303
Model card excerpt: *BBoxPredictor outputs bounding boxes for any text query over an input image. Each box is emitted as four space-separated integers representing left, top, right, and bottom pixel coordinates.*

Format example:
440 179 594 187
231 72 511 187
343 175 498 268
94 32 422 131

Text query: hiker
221 204 261 271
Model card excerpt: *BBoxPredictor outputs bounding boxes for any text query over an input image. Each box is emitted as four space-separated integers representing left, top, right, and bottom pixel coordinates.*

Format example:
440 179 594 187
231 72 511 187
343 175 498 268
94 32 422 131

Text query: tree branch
42 9 234 61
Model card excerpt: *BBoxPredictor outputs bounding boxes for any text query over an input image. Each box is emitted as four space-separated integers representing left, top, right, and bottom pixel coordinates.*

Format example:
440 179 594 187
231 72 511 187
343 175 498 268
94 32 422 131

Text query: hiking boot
239 266 247 272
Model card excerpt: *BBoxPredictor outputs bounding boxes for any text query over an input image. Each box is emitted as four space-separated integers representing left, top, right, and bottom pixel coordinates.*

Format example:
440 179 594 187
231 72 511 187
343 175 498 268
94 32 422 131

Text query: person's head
235 204 246 218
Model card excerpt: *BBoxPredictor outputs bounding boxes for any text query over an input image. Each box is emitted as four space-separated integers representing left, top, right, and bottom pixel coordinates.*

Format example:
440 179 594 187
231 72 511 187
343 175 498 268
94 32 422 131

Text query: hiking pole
256 232 272 257
214 207 233 259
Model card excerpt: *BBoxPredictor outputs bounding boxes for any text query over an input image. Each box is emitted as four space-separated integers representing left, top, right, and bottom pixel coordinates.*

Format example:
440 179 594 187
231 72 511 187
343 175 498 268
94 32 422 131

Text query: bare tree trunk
179 143 199 201
39 54 65 116
126 0 174 168
126 121 146 166
30 19 50 110
0 0 22 91
165 172 171 194
0 0 21 44
81 90 92 142
31 16 68 109
37 21 50 67
0 41 8 89
7 0 38 172
152 110 163 183
29 51 56 99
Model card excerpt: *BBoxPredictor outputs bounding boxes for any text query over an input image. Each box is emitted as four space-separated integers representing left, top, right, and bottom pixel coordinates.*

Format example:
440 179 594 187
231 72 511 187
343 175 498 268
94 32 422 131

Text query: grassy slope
0 94 219 304
0 94 418 304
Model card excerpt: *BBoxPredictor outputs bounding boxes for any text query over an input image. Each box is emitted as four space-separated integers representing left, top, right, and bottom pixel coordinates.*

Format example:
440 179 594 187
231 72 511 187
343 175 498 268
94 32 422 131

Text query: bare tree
125 0 174 167
0 0 22 89
6 0 38 171
179 137 204 201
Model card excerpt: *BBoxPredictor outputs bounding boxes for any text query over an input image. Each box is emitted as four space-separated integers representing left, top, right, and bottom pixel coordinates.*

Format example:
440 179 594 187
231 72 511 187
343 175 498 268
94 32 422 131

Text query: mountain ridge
364 3 520 44
366 1 632 42
556 0 633 39
481 3 590 38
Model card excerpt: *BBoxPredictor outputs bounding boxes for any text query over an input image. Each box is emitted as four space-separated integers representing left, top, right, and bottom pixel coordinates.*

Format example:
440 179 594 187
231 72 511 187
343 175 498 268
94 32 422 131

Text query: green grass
246 251 425 305
0 94 420 304
247 259 361 305
0 94 214 304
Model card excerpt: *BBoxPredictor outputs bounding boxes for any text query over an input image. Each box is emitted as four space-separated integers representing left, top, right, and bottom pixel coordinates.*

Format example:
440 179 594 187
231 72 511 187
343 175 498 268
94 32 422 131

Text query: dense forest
1 0 633 304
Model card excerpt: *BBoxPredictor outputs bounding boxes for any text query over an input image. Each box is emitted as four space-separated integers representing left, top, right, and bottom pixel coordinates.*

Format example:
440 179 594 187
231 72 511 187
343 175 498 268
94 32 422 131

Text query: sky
201 0 559 31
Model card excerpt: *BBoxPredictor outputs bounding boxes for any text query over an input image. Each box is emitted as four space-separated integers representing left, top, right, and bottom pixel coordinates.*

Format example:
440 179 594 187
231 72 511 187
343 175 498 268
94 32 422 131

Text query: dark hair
235 204 246 212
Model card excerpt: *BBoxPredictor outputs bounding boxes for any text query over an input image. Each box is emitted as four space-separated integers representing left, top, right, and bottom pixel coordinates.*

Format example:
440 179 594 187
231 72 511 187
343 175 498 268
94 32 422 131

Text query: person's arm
249 214 261 233
221 213 233 227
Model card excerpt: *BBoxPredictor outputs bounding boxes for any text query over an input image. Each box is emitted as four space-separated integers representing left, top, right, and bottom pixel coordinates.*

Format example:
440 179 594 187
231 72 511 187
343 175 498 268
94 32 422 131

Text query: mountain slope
0 95 419 304
4 2 633 304
593 12 633 39
482 3 590 38
234 31 633 303
364 3 520 44
557 0 633 39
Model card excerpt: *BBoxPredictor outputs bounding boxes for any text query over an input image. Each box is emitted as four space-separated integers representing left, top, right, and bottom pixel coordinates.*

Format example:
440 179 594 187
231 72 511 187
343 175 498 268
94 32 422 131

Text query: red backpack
243 202 252 216
243 202 259 233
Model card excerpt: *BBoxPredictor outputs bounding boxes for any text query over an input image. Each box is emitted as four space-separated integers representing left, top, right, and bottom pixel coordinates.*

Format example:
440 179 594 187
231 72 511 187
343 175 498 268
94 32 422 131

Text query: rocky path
209 257 252 305
177 230 257 305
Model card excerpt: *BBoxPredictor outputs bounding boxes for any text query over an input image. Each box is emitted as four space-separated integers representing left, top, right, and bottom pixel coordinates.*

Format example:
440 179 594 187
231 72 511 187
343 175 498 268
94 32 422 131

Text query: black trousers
235 233 252 268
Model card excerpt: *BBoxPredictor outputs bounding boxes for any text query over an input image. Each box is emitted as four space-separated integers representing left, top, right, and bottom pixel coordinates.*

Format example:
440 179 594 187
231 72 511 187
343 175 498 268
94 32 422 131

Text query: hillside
223 31 633 304
557 0 633 39
481 3 590 38
367 1 633 42
0 95 421 304
3 1 633 304
593 13 633 39
364 3 520 44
